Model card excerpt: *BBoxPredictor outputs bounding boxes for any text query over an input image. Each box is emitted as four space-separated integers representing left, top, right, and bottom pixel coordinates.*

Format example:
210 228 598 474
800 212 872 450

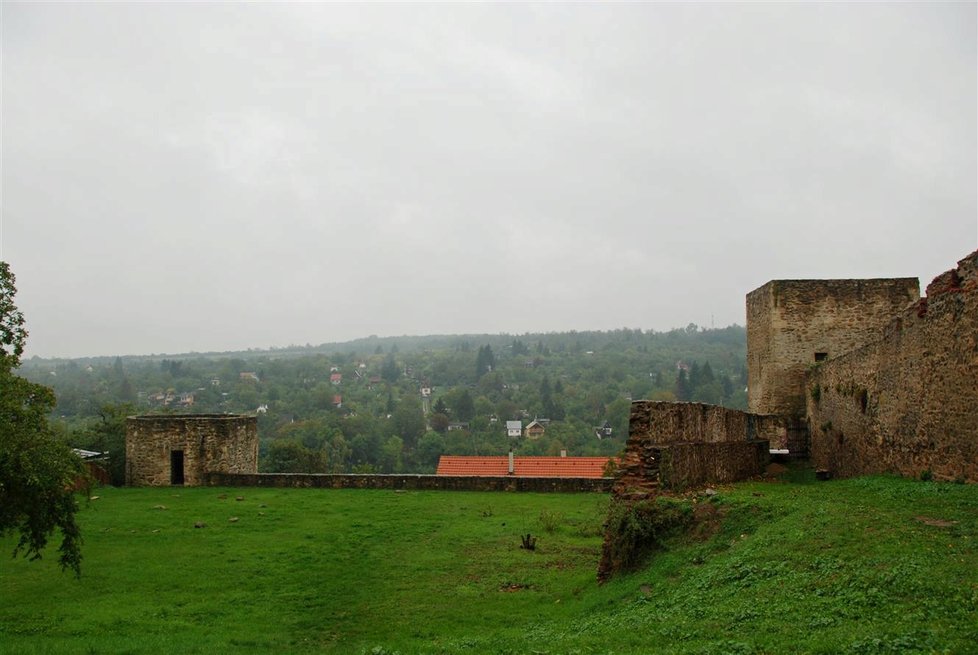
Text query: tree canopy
0 262 84 575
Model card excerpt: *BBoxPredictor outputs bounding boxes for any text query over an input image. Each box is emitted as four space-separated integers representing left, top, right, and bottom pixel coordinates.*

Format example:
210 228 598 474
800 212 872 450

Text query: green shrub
602 497 693 576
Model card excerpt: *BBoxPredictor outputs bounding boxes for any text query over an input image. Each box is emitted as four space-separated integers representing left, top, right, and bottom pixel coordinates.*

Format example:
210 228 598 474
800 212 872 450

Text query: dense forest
19 325 747 483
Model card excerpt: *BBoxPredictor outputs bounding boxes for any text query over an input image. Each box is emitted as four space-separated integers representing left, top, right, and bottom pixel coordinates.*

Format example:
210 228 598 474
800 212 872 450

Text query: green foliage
73 403 134 486
22 324 750 475
0 262 84 575
603 497 693 576
262 439 322 473
475 344 495 379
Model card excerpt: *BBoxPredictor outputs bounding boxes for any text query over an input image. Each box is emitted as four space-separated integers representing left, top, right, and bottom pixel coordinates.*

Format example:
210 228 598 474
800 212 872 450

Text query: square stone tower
126 414 259 486
746 278 919 420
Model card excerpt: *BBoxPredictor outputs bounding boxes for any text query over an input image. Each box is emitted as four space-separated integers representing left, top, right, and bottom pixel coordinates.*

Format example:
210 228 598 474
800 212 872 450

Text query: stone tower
746 278 919 420
126 414 259 486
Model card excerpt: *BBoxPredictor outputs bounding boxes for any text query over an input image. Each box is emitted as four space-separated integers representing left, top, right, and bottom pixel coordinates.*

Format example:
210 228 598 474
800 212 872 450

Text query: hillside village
22 326 748 480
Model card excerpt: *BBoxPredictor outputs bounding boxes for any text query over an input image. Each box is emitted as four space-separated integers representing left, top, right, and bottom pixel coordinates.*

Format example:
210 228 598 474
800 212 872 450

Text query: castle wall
807 251 978 482
126 414 259 486
747 278 919 421
615 401 778 493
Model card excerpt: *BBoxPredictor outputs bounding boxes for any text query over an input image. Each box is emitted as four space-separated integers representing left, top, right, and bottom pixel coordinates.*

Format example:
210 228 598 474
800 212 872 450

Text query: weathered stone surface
126 414 258 486
747 278 919 421
807 250 978 482
655 441 770 490
206 472 612 493
614 402 774 494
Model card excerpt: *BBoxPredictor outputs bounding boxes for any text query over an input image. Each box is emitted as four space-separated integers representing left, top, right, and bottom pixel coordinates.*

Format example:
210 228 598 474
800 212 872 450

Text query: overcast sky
2 3 976 359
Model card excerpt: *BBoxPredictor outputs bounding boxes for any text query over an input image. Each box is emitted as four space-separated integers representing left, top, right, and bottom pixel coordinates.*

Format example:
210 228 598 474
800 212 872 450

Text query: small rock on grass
194 522 207 529
153 505 168 510
228 517 239 523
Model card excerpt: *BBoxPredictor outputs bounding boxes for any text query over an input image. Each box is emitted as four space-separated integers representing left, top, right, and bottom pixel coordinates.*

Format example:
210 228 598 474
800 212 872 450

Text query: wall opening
170 450 185 486
814 352 828 362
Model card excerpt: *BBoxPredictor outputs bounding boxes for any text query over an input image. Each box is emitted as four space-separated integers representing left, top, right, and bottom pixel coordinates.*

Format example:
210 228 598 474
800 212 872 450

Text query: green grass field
2 471 976 654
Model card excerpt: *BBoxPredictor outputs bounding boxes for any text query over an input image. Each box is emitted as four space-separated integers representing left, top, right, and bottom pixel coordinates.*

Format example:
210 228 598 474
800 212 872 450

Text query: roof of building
436 455 611 478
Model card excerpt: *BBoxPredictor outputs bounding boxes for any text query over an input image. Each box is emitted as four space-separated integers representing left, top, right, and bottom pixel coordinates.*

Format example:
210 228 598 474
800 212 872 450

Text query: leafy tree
674 369 691 402
75 403 134 486
475 344 495 379
381 353 400 383
262 439 322 473
451 389 476 423
415 432 446 471
0 262 83 575
379 435 404 473
391 395 425 449
429 412 450 433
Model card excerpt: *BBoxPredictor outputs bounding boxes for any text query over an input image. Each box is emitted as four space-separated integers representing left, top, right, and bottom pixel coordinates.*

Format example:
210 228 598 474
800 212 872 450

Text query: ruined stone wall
656 441 770 490
126 414 258 486
628 401 787 446
747 278 919 420
207 472 612 493
615 401 778 494
807 251 978 482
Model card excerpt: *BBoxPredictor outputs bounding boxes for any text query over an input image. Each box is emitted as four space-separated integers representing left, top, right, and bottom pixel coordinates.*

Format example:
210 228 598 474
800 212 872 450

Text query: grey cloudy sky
2 2 976 359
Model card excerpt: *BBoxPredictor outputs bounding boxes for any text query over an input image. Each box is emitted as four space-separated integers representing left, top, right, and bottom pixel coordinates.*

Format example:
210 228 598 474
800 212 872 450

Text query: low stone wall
656 441 771 490
615 401 774 494
628 401 787 447
207 472 613 493
807 250 978 482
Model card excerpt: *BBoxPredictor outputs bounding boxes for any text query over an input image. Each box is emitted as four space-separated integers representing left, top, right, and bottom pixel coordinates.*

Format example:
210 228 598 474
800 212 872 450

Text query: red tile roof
436 455 612 478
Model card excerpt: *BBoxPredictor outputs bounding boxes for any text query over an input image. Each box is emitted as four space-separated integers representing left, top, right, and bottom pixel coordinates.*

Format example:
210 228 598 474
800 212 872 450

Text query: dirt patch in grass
914 515 959 528
690 502 726 541
500 583 529 592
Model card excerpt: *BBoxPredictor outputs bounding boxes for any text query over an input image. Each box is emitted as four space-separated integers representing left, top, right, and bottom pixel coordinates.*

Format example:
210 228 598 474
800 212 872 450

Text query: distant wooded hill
21 325 746 478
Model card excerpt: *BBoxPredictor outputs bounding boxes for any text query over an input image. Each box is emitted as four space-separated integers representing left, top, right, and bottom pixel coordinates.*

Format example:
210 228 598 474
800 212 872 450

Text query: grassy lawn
1 471 976 654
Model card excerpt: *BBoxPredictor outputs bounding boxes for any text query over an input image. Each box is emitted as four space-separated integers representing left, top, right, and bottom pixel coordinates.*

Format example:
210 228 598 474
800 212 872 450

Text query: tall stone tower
746 278 919 421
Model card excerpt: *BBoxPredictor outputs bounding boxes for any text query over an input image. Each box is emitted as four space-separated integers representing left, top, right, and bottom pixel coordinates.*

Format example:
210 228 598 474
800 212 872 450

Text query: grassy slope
1 472 976 654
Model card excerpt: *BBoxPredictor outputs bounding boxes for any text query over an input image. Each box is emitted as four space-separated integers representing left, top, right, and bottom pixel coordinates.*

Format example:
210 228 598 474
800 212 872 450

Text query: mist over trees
20 324 748 477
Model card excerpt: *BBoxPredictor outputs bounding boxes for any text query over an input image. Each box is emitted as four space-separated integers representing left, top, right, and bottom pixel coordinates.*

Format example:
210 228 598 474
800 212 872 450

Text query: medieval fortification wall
614 402 779 495
806 251 978 482
746 277 919 420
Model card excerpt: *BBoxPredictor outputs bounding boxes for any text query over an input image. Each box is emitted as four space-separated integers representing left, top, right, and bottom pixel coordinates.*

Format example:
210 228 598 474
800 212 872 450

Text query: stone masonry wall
208 472 612 493
807 251 978 482
656 441 771 490
614 401 778 494
747 278 919 421
126 414 259 486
